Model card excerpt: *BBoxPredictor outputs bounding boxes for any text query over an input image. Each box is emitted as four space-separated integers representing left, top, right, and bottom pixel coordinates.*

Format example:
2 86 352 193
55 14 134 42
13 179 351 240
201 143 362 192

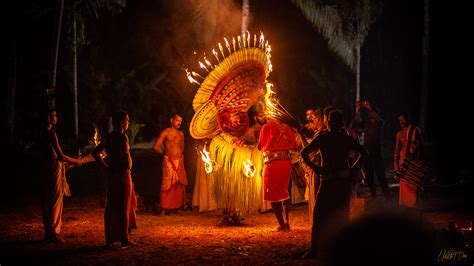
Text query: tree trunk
354 45 361 118
7 33 17 145
419 0 429 134
47 0 64 109
356 45 360 102
241 0 250 35
73 1 79 137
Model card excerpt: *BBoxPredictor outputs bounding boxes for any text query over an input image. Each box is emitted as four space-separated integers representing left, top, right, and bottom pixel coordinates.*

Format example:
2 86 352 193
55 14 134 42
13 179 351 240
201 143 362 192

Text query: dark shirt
40 128 58 163
353 119 383 155
363 121 383 154
301 130 368 175
94 131 132 173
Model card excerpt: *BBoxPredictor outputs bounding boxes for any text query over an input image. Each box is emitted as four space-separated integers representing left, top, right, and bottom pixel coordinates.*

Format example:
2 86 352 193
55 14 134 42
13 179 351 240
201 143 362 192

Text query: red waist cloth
105 169 136 243
161 155 187 210
263 159 292 202
399 179 418 207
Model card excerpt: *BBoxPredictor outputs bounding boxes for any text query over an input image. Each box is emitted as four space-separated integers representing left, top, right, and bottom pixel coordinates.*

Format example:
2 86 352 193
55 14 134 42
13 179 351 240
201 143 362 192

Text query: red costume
259 120 296 202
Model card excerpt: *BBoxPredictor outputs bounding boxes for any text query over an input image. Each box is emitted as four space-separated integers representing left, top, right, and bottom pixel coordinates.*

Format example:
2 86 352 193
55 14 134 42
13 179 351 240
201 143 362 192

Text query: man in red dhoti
258 117 296 231
153 113 188 214
93 111 137 248
394 113 424 208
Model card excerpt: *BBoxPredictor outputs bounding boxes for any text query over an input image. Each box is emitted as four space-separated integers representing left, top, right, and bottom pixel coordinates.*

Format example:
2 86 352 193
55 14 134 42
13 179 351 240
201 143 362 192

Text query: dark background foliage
2 0 472 199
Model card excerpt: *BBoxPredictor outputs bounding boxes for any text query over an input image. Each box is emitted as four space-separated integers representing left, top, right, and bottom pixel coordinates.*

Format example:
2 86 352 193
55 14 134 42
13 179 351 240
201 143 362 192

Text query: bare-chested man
153 113 188 215
394 112 424 208
243 103 267 146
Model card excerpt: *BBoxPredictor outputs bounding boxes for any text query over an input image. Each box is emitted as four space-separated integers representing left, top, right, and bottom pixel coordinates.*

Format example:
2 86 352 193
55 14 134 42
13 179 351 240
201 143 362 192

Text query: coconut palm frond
102 0 127 15
346 0 382 47
69 0 126 46
77 0 126 19
291 0 382 71
291 0 355 69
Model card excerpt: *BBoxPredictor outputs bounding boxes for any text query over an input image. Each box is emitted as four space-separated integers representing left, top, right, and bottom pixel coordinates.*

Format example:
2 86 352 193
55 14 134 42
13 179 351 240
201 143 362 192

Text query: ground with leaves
1 186 473 265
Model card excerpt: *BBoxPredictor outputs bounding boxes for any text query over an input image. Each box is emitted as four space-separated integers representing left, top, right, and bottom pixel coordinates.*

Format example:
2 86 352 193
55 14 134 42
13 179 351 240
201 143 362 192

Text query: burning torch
243 159 256 178
199 146 218 174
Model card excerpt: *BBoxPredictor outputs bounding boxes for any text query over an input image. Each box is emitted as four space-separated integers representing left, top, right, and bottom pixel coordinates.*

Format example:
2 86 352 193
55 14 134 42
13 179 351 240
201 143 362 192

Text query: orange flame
265 83 276 108
185 68 200 85
204 56 213 68
187 32 272 88
212 48 220 62
199 146 214 174
243 159 256 178
192 71 204 79
224 37 231 54
93 128 100 146
264 82 279 118
199 61 209 72
218 43 225 58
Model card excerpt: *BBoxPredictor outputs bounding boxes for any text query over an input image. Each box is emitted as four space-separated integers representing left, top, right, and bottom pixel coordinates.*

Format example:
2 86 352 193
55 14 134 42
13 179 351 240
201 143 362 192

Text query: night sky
3 0 473 185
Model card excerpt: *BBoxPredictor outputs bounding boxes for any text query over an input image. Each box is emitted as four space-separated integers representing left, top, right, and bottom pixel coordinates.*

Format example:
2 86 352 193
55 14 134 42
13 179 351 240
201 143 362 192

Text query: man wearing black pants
354 100 390 199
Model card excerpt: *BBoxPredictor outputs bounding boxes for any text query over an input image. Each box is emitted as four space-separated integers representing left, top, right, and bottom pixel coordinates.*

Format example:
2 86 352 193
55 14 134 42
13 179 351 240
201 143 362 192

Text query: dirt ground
0 189 473 265
2 146 473 264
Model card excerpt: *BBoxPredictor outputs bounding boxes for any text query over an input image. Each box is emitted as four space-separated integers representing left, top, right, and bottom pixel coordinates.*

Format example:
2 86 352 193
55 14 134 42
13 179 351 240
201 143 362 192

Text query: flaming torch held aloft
83 128 106 161
93 127 100 146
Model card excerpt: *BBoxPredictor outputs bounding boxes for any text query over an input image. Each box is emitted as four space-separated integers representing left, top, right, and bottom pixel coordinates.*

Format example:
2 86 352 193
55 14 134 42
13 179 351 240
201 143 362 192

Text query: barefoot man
153 113 188 215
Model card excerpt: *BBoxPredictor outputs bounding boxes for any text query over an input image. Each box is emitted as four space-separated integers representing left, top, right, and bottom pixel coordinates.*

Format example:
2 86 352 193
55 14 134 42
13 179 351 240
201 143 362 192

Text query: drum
291 160 307 188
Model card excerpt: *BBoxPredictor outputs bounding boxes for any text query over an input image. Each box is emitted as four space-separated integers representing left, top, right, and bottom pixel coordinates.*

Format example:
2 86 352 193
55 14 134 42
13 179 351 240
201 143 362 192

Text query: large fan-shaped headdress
187 32 272 139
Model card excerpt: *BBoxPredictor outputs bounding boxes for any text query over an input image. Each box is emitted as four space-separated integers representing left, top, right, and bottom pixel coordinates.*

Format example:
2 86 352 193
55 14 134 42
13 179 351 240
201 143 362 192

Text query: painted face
171 116 182 129
230 113 241 127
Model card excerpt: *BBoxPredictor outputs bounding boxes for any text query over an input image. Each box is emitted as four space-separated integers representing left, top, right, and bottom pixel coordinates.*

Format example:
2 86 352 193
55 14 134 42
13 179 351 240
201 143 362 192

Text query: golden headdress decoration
187 32 273 139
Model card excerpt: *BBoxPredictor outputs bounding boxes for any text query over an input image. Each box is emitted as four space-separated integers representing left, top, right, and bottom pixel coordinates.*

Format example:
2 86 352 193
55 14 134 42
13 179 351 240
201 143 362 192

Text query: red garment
259 120 296 201
161 155 188 210
105 169 136 244
399 180 418 207
129 184 137 230
395 125 423 208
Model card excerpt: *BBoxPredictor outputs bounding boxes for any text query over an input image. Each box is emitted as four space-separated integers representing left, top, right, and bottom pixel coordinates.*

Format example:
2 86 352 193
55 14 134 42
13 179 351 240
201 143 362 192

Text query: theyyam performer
186 32 272 225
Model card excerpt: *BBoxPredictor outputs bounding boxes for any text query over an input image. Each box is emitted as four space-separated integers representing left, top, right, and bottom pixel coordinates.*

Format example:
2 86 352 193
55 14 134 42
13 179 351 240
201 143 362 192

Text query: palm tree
7 32 17 144
419 0 429 132
46 0 126 137
67 0 126 137
291 0 382 104
47 0 65 110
